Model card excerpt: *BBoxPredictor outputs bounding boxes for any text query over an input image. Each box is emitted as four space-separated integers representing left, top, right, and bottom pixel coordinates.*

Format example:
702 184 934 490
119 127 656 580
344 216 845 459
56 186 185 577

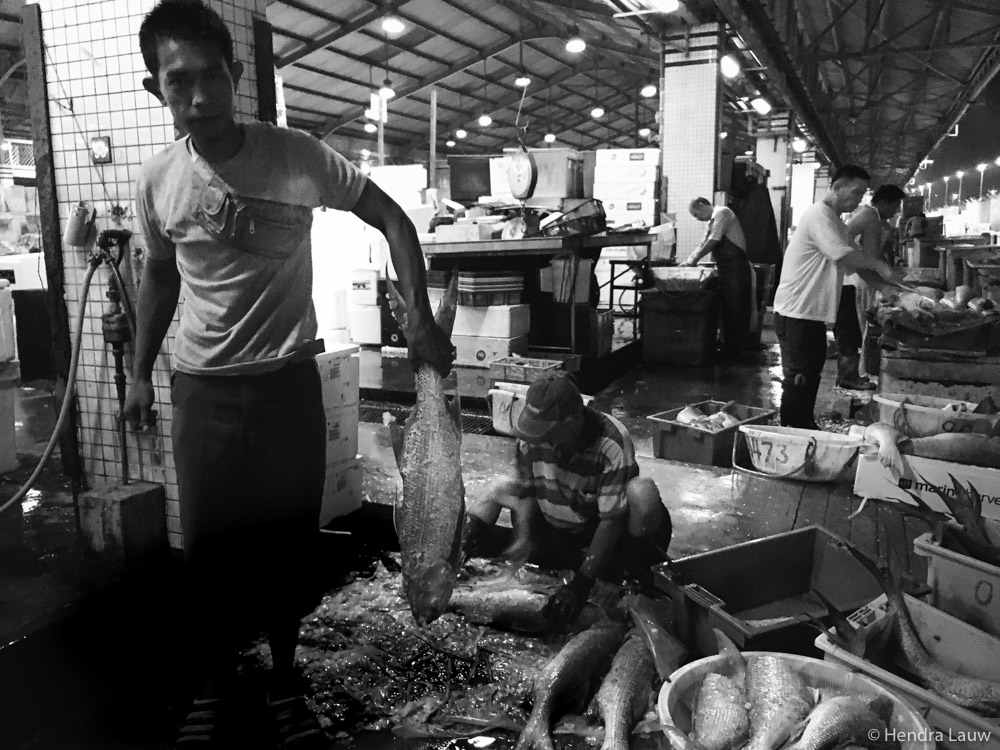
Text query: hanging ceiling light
565 29 586 54
638 127 651 138
361 148 371 157
379 78 395 99
590 57 603 118
640 83 657 98
792 137 808 153
591 106 605 119
719 131 728 139
364 122 377 133
514 13 530 88
515 74 531 88
477 60 492 127
456 129 467 139
720 55 741 79
446 139 456 147
750 97 771 115
381 16 405 35
478 114 493 127
544 133 556 143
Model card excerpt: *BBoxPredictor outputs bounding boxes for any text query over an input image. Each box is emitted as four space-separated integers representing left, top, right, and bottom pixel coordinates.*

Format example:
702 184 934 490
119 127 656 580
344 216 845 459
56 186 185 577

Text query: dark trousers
833 286 862 356
715 241 753 355
774 314 828 428
172 360 326 661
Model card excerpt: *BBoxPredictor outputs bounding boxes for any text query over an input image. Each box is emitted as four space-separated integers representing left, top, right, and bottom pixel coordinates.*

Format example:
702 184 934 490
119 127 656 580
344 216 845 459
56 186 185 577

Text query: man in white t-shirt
837 185 905 388
682 197 753 361
772 166 930 428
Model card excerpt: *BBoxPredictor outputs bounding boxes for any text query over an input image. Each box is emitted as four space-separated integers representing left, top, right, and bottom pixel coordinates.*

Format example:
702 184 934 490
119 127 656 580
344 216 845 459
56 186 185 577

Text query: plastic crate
646 400 775 467
458 290 523 307
640 289 720 366
652 525 892 657
815 594 1000 749
913 532 1000 639
488 356 563 384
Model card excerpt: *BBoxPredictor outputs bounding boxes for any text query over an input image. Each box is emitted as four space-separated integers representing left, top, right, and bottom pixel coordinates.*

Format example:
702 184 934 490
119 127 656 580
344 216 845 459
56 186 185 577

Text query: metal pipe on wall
429 88 437 190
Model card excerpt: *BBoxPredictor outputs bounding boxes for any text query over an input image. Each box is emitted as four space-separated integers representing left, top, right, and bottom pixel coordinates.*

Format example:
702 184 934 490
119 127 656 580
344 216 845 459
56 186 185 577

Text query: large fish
626 593 690 680
448 584 605 633
786 695 893 750
844 540 1000 716
384 274 465 626
745 655 813 750
515 622 628 750
593 635 657 750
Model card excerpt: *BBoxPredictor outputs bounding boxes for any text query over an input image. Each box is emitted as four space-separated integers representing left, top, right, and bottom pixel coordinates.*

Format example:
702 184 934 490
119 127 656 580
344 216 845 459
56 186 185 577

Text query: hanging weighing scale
502 149 538 239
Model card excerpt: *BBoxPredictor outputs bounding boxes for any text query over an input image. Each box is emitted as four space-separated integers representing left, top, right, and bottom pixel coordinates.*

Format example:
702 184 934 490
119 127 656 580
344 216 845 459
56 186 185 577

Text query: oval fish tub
737 425 863 483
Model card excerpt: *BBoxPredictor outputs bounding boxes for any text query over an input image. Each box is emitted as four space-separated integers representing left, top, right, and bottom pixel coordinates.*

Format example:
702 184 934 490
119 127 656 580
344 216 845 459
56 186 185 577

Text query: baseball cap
513 373 584 443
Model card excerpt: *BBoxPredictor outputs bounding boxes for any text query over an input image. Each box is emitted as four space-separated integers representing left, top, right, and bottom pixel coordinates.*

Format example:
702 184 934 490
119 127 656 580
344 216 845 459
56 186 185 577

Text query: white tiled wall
660 23 723 255
36 0 267 548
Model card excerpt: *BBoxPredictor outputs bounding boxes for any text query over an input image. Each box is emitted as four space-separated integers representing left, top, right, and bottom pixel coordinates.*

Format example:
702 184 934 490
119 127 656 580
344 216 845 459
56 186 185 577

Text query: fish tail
514 713 555 750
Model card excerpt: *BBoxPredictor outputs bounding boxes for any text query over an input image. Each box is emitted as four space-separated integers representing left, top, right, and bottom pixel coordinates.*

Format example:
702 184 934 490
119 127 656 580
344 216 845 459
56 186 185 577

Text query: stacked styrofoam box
592 149 660 227
316 345 362 525
451 304 531 368
347 268 381 345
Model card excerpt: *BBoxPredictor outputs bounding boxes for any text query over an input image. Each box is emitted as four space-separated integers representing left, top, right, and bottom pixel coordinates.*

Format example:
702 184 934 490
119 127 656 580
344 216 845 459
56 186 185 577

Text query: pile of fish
660 630 895 750
675 403 743 433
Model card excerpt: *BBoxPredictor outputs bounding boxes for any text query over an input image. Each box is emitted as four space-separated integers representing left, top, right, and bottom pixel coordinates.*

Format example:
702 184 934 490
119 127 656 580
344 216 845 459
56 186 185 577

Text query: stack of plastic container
316 343 362 525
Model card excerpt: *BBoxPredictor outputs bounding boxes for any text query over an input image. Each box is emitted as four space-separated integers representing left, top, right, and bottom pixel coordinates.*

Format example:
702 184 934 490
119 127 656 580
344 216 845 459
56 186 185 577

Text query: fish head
407 558 458 626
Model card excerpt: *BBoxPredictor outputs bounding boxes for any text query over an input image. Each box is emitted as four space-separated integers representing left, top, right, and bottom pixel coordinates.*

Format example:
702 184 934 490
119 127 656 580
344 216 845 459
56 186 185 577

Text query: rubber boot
836 353 875 390
780 373 820 429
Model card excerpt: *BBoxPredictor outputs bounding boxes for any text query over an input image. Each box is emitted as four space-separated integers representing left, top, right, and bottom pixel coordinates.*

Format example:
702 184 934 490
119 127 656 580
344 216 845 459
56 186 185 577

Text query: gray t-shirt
773 202 855 324
137 122 367 375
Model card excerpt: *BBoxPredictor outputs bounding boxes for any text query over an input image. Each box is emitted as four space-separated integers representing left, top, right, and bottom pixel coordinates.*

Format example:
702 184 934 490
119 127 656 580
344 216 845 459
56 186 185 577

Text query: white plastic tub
488 382 593 437
873 393 1000 438
659 651 934 750
913 532 1000 640
815 593 1000 749
738 425 863 482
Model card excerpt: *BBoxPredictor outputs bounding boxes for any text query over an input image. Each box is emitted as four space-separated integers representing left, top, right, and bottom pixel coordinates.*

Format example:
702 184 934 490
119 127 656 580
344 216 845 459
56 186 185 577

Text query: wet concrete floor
1 330 921 750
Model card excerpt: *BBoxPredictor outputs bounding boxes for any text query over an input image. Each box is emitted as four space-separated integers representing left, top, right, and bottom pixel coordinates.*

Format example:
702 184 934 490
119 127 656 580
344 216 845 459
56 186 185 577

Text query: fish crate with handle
488 356 563 384
815 594 1000 750
652 526 891 657
912 531 1000 640
646 400 775 468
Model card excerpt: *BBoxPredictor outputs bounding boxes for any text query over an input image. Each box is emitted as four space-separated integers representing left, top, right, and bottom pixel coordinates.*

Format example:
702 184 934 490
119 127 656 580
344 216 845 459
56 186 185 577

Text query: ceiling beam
810 40 1000 62
275 1 412 68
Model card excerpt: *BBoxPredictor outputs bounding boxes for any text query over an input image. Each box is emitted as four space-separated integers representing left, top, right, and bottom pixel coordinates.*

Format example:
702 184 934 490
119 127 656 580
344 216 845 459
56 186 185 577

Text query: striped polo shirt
516 409 637 532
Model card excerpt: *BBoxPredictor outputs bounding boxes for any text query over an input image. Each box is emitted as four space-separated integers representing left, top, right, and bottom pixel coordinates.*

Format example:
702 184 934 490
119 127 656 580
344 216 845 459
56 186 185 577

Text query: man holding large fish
463 373 673 626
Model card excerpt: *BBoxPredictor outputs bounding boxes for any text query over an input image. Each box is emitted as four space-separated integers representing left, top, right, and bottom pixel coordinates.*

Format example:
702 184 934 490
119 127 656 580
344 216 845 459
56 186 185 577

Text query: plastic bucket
873 393 1000 438
659 652 934 750
737 425 863 482
650 266 717 293
488 382 592 437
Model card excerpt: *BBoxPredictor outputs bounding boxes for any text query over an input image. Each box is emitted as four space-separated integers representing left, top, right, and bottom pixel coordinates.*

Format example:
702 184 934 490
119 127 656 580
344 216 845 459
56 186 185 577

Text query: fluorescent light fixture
515 75 531 88
640 83 657 98
478 114 492 127
638 127 651 138
446 139 456 147
382 16 405 35
744 150 754 155
750 97 771 115
379 79 395 99
591 106 605 119
456 129 467 139
364 122 377 133
720 55 740 79
566 37 586 54
544 133 556 143
792 138 808 153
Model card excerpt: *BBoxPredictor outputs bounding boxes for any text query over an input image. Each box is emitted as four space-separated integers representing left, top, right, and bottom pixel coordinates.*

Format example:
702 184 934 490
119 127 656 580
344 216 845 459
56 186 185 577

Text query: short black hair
831 165 871 184
872 185 906 204
139 0 234 80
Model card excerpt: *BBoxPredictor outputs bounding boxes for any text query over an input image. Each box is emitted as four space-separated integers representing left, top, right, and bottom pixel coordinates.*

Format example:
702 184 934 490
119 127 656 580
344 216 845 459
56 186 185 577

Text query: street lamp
956 170 965 203
978 163 988 199
943 175 950 205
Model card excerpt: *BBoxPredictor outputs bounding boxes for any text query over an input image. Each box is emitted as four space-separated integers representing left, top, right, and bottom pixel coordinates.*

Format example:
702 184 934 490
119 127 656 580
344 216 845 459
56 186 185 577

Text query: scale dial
507 151 538 200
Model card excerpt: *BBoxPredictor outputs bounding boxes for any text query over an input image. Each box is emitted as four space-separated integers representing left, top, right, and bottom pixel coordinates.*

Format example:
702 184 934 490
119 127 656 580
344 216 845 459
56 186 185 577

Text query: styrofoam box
453 304 530 338
349 268 379 307
594 163 658 184
320 455 362 526
592 182 657 201
853 452 1000 522
453 334 529 368
594 148 659 166
325 403 359 468
815 594 1000 749
348 304 381 345
316 345 360 407
913 531 1000 640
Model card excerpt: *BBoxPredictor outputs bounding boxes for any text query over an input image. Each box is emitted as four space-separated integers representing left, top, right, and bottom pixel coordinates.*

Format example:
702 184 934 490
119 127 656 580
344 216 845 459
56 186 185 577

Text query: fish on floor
592 634 657 750
447 584 605 633
514 622 628 750
625 593 690 681
384 274 465 626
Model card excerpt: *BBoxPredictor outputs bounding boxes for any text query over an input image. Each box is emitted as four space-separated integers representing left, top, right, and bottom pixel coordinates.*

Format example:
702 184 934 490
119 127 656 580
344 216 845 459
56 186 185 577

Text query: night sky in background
910 73 1000 208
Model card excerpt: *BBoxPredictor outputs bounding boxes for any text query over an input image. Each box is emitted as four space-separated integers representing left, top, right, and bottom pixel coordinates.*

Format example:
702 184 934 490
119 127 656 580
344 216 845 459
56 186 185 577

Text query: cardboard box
349 268 379 306
325 403 359 468
592 181 657 202
320 455 362 526
603 199 657 225
594 148 659 167
434 222 501 243
316 346 360 406
453 304 530 338
853 453 1000 522
452 333 529 368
